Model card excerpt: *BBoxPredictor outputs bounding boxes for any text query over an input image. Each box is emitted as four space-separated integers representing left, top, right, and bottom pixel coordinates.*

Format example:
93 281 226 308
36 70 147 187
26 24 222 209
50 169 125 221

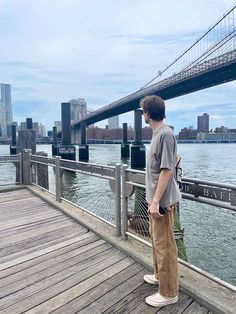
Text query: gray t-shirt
146 124 181 206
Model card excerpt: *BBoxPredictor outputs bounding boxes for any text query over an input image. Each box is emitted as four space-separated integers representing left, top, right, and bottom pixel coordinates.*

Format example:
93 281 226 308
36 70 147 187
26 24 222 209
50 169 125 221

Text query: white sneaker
146 292 178 307
143 274 159 285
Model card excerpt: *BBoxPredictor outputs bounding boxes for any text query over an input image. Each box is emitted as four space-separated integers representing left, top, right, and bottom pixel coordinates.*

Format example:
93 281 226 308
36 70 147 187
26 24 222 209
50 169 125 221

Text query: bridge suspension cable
140 4 236 89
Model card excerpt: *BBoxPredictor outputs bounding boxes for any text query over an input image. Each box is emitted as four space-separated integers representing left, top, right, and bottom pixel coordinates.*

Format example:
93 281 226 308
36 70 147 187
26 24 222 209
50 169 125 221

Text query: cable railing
31 154 121 230
1 152 235 290
121 166 236 290
0 154 21 186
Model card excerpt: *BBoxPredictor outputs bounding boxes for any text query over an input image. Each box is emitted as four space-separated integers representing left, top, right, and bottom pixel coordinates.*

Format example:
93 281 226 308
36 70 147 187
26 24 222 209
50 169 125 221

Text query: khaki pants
149 205 179 297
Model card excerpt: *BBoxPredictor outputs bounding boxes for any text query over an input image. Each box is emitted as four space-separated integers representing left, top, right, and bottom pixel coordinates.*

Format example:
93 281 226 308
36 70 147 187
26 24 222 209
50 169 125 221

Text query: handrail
124 168 236 211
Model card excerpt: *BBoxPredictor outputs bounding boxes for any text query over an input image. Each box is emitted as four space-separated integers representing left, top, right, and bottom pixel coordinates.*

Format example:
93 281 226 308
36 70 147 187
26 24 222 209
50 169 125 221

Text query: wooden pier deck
0 188 212 314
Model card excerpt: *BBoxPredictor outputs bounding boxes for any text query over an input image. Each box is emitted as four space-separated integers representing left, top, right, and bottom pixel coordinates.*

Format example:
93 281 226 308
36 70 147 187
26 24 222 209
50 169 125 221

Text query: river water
0 143 235 286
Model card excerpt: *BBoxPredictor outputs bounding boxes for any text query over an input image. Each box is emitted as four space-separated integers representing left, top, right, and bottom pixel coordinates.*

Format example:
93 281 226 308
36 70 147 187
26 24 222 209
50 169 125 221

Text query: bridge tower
131 109 146 169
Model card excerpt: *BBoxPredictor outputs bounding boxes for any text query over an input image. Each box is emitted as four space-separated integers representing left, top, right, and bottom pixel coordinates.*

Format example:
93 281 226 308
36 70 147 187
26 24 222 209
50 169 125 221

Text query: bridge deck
0 189 211 314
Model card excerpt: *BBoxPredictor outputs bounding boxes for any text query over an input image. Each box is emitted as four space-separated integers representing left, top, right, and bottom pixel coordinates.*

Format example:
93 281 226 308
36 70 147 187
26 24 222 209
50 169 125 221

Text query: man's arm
149 168 172 219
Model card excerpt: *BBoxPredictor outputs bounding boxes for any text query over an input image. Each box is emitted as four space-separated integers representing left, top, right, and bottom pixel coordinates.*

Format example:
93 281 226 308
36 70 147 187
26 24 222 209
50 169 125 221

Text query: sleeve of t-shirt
160 135 175 170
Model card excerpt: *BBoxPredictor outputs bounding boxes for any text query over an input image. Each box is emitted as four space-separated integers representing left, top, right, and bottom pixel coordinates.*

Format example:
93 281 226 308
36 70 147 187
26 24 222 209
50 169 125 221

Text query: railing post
18 152 23 185
55 156 62 202
22 149 32 185
122 165 128 240
115 163 121 237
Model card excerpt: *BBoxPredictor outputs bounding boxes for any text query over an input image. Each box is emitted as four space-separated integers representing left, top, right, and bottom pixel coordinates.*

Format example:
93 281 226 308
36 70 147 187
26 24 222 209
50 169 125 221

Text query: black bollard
52 126 59 156
79 121 89 161
121 123 130 158
58 102 76 160
131 109 146 169
10 124 17 155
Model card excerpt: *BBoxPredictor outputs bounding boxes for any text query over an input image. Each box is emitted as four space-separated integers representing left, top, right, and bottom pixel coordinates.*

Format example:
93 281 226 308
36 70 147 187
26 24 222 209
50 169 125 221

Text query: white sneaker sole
145 296 178 307
143 275 159 285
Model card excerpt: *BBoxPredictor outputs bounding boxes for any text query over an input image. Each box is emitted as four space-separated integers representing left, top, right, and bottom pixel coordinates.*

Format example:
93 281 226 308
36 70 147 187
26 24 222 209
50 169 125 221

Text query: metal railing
30 154 121 235
31 154 56 196
122 166 236 290
0 154 21 186
1 152 235 290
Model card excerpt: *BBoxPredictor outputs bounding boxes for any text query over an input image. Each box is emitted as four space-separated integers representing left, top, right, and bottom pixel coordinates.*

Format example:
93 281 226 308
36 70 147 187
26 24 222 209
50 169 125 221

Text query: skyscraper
108 116 119 129
197 113 209 132
0 83 13 139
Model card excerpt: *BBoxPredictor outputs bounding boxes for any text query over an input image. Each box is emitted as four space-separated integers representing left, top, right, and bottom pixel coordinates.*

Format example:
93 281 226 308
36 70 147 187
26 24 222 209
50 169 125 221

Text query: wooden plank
128 293 193 314
0 199 48 213
0 237 105 288
0 228 87 265
0 194 45 206
22 257 135 314
0 210 62 229
77 269 148 314
0 230 88 271
157 293 193 314
182 301 209 314
128 302 162 314
0 211 63 231
101 282 157 314
0 241 111 299
0 205 60 221
0 216 68 238
0 219 75 247
0 224 84 262
0 231 97 279
0 191 33 203
0 204 59 221
0 250 127 314
0 195 34 205
53 262 144 314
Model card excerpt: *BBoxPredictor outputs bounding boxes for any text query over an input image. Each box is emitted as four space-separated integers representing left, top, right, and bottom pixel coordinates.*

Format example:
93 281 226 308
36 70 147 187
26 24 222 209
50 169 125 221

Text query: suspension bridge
1 5 236 314
71 5 236 127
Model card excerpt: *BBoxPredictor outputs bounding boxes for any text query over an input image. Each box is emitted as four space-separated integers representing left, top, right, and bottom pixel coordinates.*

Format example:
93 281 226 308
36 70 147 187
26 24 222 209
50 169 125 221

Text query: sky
0 0 236 134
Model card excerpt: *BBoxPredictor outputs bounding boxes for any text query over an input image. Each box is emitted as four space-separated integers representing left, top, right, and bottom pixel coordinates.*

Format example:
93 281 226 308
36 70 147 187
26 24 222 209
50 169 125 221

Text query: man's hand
148 200 163 219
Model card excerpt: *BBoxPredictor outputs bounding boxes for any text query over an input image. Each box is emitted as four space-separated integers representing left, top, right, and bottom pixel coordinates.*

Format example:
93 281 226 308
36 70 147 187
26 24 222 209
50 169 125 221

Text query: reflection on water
0 143 236 285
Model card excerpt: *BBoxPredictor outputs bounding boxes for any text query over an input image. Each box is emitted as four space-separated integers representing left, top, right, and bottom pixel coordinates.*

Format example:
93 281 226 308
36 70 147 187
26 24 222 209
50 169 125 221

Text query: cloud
210 114 225 120
0 0 236 133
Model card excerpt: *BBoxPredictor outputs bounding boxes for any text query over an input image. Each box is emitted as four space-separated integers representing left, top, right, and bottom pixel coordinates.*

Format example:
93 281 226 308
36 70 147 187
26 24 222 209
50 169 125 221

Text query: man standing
140 95 181 307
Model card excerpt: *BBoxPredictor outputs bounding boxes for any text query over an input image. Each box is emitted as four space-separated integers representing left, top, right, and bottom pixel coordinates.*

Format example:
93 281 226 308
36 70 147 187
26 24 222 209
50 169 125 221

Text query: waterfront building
19 121 46 138
69 98 87 123
197 113 209 132
178 127 198 140
214 126 236 134
198 131 236 141
86 126 152 141
0 83 13 139
54 121 62 132
108 116 119 129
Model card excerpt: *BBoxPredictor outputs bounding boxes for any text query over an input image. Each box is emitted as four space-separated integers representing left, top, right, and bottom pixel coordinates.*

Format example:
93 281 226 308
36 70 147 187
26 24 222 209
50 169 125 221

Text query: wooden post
55 156 62 202
22 149 31 185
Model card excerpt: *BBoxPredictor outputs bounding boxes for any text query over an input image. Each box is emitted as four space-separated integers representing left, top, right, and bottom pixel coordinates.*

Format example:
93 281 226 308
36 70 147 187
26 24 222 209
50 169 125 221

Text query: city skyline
0 83 13 138
0 1 236 133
